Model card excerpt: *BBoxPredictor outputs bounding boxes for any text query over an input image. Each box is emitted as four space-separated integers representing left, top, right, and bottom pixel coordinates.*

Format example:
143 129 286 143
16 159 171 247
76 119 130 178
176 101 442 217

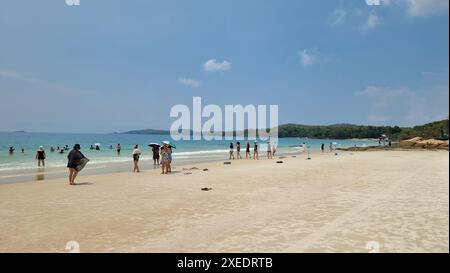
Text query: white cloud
178 78 200 88
403 0 449 17
203 59 232 72
329 8 347 26
356 84 449 126
297 49 318 67
361 12 381 31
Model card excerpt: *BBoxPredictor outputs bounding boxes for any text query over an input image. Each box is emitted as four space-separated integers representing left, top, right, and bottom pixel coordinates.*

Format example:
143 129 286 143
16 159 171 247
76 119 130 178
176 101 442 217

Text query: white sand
0 150 448 253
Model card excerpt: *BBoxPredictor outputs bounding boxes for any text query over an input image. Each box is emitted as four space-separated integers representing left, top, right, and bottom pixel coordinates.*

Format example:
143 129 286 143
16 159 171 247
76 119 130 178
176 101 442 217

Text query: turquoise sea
0 132 379 173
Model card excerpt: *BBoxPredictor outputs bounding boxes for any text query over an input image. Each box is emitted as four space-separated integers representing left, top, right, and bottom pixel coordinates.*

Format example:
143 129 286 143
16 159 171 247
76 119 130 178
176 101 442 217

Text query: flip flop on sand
201 188 212 191
276 161 284 164
223 162 231 165
203 168 209 171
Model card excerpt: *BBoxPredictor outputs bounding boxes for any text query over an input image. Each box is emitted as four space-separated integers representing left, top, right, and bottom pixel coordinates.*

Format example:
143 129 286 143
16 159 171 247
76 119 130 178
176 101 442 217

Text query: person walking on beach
152 145 160 166
321 143 325 153
246 141 251 159
267 141 272 159
116 144 122 155
132 145 141 173
253 141 259 160
67 144 85 185
36 146 46 167
160 144 170 174
229 142 235 160
236 142 242 159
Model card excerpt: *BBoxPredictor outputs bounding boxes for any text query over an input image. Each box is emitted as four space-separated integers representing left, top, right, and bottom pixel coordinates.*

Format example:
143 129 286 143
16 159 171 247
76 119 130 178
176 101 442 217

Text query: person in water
152 145 160 166
132 145 141 173
116 144 122 155
36 146 46 167
67 144 85 185
229 142 235 160
50 146 55 152
253 141 259 160
90 145 94 150
9 146 15 155
245 141 251 159
95 145 100 151
236 142 242 159
59 148 65 154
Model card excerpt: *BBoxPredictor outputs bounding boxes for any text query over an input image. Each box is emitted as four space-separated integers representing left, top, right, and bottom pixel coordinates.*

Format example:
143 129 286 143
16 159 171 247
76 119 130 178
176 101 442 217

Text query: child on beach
132 145 141 173
36 146 46 167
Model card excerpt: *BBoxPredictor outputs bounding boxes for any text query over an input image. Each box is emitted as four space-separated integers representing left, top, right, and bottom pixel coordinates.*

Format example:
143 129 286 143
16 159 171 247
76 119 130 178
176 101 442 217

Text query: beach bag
76 157 89 172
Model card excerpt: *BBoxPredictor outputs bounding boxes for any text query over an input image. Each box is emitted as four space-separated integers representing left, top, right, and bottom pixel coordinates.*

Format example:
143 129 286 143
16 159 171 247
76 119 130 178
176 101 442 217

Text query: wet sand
0 150 448 253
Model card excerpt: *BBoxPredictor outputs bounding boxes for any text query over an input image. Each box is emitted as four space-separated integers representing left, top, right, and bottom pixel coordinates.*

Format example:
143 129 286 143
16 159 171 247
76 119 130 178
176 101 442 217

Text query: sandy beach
0 150 448 253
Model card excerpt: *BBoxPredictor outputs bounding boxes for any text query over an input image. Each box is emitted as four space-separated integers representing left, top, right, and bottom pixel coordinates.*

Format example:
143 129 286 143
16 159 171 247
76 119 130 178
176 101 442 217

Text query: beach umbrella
161 140 176 149
148 143 161 148
94 143 101 146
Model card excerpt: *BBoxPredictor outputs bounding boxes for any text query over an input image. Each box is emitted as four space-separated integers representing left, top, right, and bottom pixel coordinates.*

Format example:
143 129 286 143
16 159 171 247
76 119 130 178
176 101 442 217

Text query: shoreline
0 150 302 185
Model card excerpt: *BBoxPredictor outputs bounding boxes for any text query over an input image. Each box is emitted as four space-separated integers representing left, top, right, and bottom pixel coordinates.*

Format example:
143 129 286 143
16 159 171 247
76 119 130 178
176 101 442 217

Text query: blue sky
0 0 448 133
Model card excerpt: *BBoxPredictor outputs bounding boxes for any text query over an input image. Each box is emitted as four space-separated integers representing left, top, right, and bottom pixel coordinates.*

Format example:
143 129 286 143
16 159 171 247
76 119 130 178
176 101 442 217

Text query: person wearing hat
36 146 46 167
67 144 85 185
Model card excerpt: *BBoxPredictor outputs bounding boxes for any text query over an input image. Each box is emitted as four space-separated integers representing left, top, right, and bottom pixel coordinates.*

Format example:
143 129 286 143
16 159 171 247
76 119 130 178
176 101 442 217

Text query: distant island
120 119 449 141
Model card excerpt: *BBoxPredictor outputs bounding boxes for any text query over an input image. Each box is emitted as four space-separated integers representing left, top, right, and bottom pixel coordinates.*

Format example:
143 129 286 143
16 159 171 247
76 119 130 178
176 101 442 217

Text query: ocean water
0 132 379 172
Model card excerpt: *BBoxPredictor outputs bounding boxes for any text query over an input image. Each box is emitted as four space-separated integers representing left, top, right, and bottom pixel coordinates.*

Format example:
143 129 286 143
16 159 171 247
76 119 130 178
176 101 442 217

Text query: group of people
320 143 335 153
228 141 277 160
130 143 173 175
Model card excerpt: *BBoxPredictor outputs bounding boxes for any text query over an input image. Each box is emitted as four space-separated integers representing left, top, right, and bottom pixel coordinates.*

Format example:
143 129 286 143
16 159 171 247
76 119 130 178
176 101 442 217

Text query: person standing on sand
67 144 85 185
152 145 160 166
167 146 173 173
329 142 333 153
236 142 242 159
229 142 235 160
36 146 46 167
267 141 272 159
253 141 259 160
246 141 251 159
132 145 141 173
116 144 122 155
160 144 170 174
321 143 325 153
